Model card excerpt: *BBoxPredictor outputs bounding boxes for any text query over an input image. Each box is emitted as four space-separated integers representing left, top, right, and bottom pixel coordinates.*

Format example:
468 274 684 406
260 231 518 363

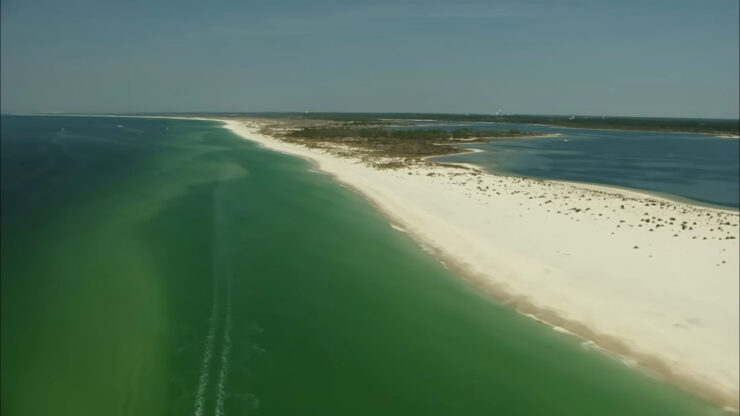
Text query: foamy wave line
390 223 407 233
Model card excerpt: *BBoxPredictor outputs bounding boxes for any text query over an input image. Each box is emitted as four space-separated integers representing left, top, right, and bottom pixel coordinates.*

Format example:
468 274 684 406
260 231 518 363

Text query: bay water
402 120 739 209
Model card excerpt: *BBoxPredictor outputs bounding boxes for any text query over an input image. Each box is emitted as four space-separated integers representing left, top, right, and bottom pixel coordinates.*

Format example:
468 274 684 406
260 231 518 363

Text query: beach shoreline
42 113 737 410
219 118 739 412
426 137 738 212
429 152 739 212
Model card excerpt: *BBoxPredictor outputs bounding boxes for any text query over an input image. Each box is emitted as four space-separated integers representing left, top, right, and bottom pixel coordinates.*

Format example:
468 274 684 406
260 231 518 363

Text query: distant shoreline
521 122 740 138
390 118 740 138
17 112 739 208
15 112 740 137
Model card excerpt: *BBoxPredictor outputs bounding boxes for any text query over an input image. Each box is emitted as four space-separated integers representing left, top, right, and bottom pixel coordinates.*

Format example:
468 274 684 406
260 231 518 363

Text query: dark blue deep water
405 121 739 209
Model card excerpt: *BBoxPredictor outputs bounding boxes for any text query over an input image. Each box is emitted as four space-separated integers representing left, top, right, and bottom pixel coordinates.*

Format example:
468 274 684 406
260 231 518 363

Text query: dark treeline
280 126 536 161
287 127 528 141
120 111 739 135
139 112 739 135
302 114 739 135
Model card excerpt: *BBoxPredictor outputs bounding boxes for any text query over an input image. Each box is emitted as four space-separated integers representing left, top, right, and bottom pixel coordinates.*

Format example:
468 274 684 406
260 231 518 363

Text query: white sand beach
222 119 739 410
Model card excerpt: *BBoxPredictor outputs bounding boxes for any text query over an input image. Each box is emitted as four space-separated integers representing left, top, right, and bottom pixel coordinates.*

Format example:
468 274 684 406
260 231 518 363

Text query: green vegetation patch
286 127 529 141
281 126 536 160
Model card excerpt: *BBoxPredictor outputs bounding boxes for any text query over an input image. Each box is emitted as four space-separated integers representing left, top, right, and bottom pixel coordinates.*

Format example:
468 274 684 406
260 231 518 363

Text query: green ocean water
0 116 723 415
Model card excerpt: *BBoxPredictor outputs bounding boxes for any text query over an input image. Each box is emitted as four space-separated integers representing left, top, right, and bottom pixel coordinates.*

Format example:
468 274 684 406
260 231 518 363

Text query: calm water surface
1 116 723 415
403 120 739 209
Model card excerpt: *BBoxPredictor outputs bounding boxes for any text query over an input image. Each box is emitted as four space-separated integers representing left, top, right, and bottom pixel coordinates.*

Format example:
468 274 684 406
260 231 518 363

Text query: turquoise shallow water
0 115 724 415
398 121 739 209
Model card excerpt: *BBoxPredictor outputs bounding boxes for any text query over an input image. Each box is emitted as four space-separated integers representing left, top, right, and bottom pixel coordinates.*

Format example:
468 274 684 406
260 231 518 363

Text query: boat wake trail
193 277 219 416
194 174 236 416
214 273 233 416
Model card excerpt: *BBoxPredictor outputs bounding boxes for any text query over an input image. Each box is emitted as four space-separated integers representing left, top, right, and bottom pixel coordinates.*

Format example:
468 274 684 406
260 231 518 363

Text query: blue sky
1 0 738 117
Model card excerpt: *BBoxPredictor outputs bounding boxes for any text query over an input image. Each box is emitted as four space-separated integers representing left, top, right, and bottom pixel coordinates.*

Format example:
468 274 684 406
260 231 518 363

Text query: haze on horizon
1 0 738 119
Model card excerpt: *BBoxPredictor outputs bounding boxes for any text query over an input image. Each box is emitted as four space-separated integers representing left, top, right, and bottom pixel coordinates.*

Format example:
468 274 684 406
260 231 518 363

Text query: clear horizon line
5 111 739 121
